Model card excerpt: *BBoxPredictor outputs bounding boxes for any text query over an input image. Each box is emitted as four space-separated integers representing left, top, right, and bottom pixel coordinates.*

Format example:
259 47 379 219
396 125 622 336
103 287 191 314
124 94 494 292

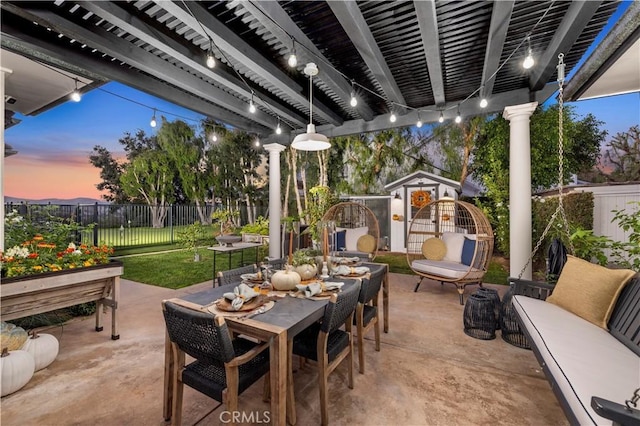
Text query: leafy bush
240 216 269 235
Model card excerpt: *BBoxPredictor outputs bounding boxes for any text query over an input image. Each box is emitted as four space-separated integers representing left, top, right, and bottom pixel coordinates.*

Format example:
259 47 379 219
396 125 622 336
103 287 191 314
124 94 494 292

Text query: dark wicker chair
162 300 270 426
217 264 257 287
266 257 286 271
289 281 361 426
353 265 385 374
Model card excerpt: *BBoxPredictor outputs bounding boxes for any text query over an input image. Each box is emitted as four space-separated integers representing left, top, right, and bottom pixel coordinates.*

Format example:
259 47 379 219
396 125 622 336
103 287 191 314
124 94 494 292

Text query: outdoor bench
510 271 640 425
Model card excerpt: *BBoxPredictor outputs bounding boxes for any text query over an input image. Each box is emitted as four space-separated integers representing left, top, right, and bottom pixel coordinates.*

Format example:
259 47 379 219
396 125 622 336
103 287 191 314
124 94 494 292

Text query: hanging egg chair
406 199 494 304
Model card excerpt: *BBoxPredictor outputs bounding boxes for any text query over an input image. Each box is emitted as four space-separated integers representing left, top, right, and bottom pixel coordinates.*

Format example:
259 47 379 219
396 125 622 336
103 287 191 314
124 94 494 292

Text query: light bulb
70 90 81 102
150 116 157 128
416 119 423 128
276 124 282 135
255 139 260 147
389 113 397 123
438 112 444 123
523 49 534 69
249 100 256 114
288 53 297 68
211 133 218 142
455 113 462 124
350 92 357 107
206 52 215 68
480 98 488 108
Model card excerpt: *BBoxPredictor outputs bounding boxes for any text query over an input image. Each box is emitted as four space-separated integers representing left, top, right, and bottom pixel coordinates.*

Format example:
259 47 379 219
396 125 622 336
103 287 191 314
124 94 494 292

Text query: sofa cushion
546 256 635 329
441 232 465 263
421 238 446 261
513 295 639 425
411 259 484 280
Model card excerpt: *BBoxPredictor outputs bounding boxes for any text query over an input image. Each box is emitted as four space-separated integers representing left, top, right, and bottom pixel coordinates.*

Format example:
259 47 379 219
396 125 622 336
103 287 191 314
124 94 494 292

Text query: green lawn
117 248 509 289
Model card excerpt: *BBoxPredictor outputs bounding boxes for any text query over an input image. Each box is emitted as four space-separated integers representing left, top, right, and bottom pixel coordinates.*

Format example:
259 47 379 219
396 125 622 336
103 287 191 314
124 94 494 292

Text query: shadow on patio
0 273 567 426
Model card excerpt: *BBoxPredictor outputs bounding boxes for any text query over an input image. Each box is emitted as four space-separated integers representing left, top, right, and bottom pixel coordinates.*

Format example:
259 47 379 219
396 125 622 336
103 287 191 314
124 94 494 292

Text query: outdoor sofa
510 256 639 425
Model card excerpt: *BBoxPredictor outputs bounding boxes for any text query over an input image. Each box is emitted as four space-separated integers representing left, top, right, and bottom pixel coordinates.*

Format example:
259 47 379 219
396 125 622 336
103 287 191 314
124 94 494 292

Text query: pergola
1 1 636 273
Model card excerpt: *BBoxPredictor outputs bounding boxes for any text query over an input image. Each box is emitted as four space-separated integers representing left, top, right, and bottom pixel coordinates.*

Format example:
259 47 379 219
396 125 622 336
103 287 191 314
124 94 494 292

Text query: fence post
93 202 99 246
169 204 174 244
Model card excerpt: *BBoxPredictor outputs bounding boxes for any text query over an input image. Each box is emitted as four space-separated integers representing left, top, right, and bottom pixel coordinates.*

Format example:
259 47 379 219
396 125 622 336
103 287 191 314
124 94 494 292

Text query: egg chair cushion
357 234 376 253
442 232 465 263
421 238 446 261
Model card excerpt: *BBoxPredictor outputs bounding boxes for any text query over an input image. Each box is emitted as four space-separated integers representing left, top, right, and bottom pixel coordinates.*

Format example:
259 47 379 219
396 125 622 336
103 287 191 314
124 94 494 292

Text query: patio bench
510 265 640 425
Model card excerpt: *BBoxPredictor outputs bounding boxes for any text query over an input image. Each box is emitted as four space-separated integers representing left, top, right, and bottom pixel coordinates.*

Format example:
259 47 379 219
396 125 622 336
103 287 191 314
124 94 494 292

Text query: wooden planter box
0 261 124 340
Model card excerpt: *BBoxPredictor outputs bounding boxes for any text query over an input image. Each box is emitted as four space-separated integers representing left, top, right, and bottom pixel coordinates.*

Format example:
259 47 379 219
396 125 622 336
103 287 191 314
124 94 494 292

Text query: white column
1 67 13 252
263 143 286 260
503 102 537 280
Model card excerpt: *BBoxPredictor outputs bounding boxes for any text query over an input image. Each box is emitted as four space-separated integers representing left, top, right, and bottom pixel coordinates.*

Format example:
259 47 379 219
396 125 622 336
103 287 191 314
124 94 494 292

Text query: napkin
331 256 361 265
295 281 344 297
223 283 260 310
334 265 370 276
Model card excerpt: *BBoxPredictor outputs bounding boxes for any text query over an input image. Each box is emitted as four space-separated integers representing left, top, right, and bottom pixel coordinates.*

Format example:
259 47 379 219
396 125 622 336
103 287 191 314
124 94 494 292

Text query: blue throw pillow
461 237 476 266
334 230 347 251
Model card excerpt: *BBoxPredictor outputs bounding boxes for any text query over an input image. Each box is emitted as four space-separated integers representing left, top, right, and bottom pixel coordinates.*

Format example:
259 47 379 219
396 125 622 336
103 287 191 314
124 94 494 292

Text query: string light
287 37 297 68
70 78 81 102
389 112 397 123
416 111 423 128
275 117 282 134
150 108 157 127
522 36 535 69
255 139 261 147
438 111 444 123
349 81 358 107
455 107 462 124
206 37 215 68
249 92 257 114
211 132 218 142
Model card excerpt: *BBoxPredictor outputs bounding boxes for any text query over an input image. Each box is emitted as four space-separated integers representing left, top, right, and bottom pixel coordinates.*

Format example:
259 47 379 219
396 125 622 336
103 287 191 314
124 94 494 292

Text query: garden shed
385 171 461 252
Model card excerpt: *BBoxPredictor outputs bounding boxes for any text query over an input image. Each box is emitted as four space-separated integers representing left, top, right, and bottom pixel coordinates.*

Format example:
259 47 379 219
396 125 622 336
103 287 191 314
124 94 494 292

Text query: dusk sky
3 2 639 202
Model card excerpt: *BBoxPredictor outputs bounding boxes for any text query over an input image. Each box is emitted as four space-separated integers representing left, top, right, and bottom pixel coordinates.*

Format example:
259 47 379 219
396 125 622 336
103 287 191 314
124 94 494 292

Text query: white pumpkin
271 266 301 291
21 332 59 371
0 348 35 397
0 323 28 351
295 264 317 281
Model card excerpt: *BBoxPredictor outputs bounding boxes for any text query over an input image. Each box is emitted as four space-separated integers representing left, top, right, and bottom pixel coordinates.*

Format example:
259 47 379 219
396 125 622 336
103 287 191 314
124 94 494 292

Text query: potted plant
211 208 241 247
177 221 204 262
303 186 337 248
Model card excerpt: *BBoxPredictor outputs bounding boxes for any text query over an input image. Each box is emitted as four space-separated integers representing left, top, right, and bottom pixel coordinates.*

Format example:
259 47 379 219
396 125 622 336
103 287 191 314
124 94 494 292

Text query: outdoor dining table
162 279 360 426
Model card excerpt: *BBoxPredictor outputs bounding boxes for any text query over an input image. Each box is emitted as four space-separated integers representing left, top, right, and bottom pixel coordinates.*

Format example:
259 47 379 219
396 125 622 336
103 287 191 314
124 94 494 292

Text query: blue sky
4 2 639 200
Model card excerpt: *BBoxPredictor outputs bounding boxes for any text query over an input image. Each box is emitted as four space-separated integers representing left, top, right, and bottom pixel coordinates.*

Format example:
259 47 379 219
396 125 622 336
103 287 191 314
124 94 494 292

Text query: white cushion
513 295 639 425
411 259 484 280
336 226 368 252
441 232 465 263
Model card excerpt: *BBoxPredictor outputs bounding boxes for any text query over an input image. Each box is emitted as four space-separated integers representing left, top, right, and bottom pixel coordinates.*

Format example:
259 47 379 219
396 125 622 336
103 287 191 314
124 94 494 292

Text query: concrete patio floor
0 272 567 426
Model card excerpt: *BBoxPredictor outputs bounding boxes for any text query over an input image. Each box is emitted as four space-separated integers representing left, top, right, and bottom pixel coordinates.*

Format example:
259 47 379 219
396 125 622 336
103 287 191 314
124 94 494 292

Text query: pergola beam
328 1 407 112
482 0 515 97
158 1 343 127
81 1 306 128
3 3 279 131
0 27 270 134
529 1 602 90
239 0 374 121
414 0 445 107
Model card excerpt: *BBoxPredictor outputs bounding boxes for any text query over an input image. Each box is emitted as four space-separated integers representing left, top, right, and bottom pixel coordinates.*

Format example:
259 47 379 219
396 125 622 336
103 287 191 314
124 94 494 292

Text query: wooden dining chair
354 266 385 374
289 282 361 426
162 300 270 426
217 264 257 287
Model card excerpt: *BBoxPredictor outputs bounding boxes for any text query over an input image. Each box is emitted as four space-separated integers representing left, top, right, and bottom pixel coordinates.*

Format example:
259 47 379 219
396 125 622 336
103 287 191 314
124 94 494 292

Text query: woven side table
477 287 501 330
463 293 496 340
500 285 531 349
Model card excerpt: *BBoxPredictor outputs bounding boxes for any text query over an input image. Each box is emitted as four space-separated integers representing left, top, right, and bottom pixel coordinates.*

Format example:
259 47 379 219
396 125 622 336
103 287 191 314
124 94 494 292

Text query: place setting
208 283 282 319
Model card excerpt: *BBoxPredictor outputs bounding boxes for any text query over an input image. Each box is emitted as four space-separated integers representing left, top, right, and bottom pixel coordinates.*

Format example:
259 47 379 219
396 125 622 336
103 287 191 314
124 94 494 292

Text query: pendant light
150 108 157 128
70 78 81 102
291 63 330 151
